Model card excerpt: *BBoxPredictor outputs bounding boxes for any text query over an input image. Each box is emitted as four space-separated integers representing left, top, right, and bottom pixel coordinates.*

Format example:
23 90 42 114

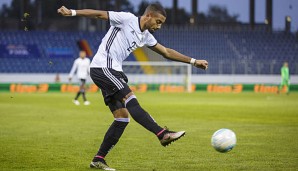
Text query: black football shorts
90 67 131 106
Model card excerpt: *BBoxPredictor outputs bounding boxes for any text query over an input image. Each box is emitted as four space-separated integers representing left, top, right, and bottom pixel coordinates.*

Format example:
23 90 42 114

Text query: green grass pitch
0 92 297 171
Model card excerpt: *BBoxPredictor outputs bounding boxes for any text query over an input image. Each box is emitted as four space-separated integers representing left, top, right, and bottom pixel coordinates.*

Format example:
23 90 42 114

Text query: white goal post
122 61 193 92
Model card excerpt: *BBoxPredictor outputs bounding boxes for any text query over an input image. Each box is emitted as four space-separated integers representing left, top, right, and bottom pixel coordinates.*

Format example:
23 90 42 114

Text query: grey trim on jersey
138 17 142 32
106 27 121 68
107 11 110 24
147 42 158 48
102 67 124 89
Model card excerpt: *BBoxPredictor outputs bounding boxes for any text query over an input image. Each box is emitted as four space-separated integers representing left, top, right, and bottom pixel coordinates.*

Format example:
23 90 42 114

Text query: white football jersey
69 57 91 79
90 11 158 71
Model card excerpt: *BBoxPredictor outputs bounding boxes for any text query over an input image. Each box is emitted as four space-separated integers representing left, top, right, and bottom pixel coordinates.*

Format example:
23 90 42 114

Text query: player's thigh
112 108 130 118
80 79 86 86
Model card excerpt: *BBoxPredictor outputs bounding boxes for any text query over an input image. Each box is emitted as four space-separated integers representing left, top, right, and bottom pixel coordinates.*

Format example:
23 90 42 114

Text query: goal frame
123 61 192 92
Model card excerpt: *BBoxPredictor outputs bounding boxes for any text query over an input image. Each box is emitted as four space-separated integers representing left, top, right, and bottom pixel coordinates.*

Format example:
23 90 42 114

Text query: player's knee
124 93 139 108
112 108 130 118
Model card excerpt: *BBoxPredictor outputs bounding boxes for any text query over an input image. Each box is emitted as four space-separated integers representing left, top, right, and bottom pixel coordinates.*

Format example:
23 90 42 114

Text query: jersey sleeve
87 58 91 75
108 11 134 27
68 59 78 78
146 33 158 47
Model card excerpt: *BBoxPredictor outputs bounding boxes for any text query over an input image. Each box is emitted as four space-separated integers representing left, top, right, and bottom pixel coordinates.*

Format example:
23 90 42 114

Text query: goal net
122 61 193 92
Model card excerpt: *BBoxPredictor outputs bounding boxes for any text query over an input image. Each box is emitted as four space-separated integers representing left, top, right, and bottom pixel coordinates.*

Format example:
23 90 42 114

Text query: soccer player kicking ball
58 3 208 170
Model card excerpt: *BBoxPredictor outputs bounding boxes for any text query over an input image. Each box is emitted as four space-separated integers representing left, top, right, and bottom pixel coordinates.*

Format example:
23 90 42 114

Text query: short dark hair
145 3 167 17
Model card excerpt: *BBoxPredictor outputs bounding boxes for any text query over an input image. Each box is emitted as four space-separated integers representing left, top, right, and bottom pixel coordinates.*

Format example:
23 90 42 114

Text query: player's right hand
57 6 72 16
194 60 208 70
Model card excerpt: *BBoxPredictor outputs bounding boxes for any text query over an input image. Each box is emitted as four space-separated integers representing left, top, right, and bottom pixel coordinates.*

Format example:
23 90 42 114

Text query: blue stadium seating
154 27 298 75
0 27 297 74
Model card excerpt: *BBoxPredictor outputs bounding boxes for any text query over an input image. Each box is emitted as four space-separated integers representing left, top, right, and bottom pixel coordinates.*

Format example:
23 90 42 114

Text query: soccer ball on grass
211 128 236 153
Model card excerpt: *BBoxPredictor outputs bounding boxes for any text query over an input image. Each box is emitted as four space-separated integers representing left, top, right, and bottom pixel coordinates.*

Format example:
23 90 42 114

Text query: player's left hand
194 60 208 70
57 6 72 16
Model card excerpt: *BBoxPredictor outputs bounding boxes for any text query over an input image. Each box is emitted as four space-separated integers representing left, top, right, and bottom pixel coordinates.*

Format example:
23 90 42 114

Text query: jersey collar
137 17 144 33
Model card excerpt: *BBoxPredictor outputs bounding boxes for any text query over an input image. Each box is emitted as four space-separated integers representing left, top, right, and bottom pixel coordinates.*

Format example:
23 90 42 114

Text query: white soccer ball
211 128 236 153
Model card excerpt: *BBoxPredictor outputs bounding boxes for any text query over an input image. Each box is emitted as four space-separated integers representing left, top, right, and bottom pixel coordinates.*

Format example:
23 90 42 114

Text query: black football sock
94 119 129 160
74 92 81 100
92 155 105 162
82 92 87 101
125 96 164 138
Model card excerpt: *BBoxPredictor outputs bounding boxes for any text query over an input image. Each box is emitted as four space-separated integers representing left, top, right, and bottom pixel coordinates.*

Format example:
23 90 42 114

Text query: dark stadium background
0 0 297 92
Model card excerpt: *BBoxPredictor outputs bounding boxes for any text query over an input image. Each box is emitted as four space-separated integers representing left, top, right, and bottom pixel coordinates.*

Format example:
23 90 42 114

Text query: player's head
79 50 86 59
284 61 288 67
143 3 167 33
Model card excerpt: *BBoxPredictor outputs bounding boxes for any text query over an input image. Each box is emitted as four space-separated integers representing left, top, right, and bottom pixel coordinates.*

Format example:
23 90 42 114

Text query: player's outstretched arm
57 6 108 20
149 43 208 70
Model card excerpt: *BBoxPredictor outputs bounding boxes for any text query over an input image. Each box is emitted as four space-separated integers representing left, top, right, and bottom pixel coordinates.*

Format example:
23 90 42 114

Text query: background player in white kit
69 50 91 105
58 3 208 170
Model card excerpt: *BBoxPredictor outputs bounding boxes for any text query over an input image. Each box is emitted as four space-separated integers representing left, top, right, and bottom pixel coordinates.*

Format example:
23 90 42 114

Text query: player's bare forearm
166 48 208 70
57 6 108 20
150 43 208 70
164 48 191 63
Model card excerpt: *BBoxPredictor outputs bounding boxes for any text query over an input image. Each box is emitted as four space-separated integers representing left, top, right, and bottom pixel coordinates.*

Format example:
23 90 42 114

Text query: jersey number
127 41 136 52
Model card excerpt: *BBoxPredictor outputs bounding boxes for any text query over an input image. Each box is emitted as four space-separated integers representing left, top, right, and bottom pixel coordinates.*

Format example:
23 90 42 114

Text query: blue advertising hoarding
0 44 40 58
